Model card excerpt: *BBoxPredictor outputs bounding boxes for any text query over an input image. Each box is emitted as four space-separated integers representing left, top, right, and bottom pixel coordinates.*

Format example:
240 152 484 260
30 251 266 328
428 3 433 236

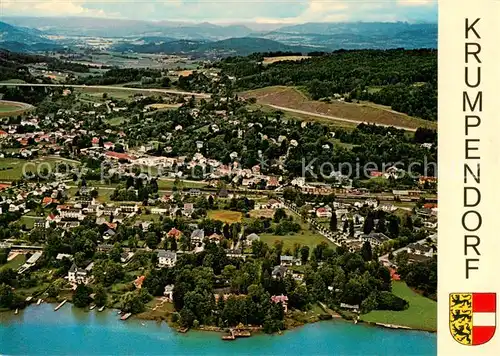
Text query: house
267 199 283 209
271 265 288 279
183 203 194 216
271 294 288 313
361 232 390 247
225 249 245 259
103 229 116 240
316 207 332 218
68 263 89 284
280 255 302 267
188 189 202 196
134 276 145 289
246 233 260 246
208 233 222 243
406 243 433 257
121 252 134 263
340 303 360 312
157 250 177 268
56 253 73 261
164 284 174 300
191 229 205 244
151 207 168 215
161 194 172 203
167 228 182 240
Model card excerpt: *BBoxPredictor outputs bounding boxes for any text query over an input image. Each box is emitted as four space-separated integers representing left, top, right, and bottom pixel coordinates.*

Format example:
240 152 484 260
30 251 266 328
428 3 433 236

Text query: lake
0 304 436 355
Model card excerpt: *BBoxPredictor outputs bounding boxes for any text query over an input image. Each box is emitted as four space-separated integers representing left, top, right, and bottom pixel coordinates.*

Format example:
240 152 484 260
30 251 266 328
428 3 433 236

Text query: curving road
266 104 418 132
0 82 211 98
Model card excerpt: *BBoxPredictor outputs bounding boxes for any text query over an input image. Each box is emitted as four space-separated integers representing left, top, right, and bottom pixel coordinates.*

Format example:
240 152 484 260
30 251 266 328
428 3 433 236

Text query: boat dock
222 326 252 340
54 300 67 311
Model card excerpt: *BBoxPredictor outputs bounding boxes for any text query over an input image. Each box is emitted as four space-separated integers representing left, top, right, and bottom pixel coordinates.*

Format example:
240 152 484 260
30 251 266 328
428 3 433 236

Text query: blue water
0 304 436 355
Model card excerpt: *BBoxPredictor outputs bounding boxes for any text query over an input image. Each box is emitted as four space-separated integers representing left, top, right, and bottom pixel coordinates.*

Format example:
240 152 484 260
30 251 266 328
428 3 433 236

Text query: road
0 83 211 98
378 237 429 267
1 82 419 131
266 104 418 132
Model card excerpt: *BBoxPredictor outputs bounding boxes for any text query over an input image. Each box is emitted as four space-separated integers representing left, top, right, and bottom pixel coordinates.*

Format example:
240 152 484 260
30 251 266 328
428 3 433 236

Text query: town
0 49 437 336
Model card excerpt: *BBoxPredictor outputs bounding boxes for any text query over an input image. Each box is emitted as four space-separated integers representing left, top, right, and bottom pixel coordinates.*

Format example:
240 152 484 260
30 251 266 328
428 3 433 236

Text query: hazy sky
1 0 437 23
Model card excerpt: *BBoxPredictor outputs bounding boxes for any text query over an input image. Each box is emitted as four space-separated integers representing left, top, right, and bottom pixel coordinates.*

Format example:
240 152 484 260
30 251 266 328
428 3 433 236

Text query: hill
0 21 61 52
112 37 321 57
260 22 437 50
219 48 437 121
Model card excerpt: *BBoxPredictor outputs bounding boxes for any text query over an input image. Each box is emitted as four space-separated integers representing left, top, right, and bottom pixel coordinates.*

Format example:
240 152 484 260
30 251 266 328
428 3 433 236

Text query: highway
0 82 211 98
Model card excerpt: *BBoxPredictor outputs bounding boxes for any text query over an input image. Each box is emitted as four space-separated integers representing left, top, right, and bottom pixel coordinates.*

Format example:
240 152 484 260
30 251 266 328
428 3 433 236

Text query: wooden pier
54 300 67 311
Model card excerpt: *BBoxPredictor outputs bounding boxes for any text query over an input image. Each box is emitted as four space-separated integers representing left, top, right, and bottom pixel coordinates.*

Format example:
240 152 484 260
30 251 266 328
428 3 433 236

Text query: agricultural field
241 86 436 131
361 281 437 331
262 56 311 64
207 210 243 224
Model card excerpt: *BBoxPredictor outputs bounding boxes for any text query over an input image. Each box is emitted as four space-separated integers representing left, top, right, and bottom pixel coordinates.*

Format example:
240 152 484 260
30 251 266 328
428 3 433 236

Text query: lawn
0 157 77 181
361 281 437 331
1 254 26 271
17 216 43 229
207 210 243 224
260 230 335 253
157 179 208 190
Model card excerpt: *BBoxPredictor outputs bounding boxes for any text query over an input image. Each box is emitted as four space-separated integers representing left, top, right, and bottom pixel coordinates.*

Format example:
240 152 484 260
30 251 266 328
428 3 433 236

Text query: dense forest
217 49 437 121
0 50 90 82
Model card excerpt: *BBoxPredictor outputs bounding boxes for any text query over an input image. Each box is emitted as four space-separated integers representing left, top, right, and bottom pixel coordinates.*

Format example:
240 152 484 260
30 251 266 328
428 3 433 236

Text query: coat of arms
449 292 496 346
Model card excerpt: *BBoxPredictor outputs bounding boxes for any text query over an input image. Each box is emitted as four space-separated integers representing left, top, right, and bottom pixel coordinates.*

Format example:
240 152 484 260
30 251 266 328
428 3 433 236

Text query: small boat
141 322 146 326
120 313 132 320
14 309 19 315
37 299 42 306
222 335 235 341
89 305 96 310
98 306 105 312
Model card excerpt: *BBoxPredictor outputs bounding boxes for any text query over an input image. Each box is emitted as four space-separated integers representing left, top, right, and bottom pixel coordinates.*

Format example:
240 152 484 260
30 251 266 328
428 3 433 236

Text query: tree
387 215 400 238
361 241 373 261
94 285 108 307
73 284 92 308
119 291 145 314
300 246 310 264
363 214 375 234
348 220 355 237
329 212 337 231
343 219 349 233
273 208 287 223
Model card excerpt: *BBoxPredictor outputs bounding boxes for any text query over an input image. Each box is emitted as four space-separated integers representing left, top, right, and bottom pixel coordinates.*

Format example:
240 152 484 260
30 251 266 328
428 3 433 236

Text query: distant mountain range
0 17 437 56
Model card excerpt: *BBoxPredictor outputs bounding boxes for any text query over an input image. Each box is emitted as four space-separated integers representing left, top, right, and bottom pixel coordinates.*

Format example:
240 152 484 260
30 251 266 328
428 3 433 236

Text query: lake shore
0 303 437 355
1 297 436 336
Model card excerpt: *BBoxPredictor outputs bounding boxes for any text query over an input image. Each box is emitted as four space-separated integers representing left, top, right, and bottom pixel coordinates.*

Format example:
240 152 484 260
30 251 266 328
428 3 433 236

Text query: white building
157 250 177 268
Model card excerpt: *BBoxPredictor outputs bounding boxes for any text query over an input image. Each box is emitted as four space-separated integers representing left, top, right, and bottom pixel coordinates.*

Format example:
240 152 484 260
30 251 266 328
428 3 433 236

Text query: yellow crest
449 293 473 345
